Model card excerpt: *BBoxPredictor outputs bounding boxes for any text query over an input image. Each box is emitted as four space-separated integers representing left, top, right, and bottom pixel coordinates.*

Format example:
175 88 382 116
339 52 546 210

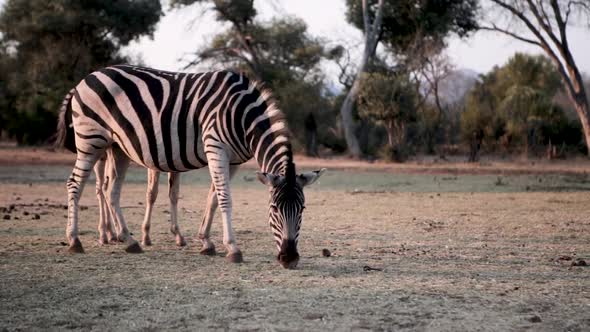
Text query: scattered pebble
528 315 542 323
363 265 383 272
23 211 29 216
80 206 88 211
572 259 587 267
32 214 41 220
3 215 10 220
321 249 331 257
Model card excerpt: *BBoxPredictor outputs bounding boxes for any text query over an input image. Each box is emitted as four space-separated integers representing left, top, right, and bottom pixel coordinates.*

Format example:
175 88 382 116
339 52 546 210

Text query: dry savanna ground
0 147 589 331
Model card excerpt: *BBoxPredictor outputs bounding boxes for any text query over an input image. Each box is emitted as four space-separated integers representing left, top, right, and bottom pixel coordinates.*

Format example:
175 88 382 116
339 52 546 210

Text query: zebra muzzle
277 239 299 269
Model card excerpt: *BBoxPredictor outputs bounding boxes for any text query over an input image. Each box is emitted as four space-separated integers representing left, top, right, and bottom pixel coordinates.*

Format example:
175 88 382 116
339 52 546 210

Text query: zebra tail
54 88 76 153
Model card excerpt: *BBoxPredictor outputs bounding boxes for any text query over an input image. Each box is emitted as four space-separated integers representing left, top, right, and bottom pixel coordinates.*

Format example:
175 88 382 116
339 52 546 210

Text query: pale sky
1 0 588 84
126 0 590 87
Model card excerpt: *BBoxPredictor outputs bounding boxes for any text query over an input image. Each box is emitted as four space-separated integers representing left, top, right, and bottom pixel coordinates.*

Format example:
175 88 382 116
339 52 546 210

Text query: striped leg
205 145 242 263
105 148 142 253
66 151 104 253
94 154 109 245
168 172 187 247
198 165 239 256
101 155 118 243
141 170 159 246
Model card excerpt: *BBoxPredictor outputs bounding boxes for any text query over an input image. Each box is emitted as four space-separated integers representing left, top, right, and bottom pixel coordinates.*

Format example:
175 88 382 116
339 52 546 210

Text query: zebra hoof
125 242 144 254
68 238 84 254
176 236 187 247
226 251 243 263
142 238 152 246
200 246 216 256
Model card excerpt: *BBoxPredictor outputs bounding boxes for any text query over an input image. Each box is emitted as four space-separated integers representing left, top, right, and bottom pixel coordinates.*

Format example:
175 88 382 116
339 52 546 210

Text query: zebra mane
245 75 296 176
285 159 296 185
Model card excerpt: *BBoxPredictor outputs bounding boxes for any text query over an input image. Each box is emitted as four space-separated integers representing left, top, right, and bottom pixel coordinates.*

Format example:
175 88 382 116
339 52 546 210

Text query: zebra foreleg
105 148 143 253
198 183 218 255
168 172 187 247
198 165 239 256
94 154 109 245
205 147 242 263
141 169 159 246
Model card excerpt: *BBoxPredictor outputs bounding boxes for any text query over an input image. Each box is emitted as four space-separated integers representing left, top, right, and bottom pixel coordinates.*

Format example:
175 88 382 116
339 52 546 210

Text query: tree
481 0 590 155
341 0 479 158
357 71 418 161
339 0 384 159
0 0 162 144
461 53 571 157
173 0 333 150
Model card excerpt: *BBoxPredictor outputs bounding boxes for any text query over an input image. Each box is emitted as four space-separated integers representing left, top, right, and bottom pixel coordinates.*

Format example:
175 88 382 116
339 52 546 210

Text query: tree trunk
339 0 384 159
340 79 363 158
574 100 590 156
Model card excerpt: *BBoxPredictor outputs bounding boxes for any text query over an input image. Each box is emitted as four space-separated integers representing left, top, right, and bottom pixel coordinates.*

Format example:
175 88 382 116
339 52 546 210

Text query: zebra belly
110 126 208 173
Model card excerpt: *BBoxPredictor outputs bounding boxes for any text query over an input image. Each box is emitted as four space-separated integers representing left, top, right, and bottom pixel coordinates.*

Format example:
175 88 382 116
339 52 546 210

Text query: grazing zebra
57 91 187 248
55 65 325 268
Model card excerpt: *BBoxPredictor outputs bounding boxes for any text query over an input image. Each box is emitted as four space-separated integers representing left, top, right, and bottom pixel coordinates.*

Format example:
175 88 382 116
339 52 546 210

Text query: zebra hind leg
105 147 143 253
168 172 187 247
66 148 105 253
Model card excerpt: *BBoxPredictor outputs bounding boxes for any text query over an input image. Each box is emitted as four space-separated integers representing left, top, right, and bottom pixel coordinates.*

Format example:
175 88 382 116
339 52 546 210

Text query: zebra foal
56 65 324 268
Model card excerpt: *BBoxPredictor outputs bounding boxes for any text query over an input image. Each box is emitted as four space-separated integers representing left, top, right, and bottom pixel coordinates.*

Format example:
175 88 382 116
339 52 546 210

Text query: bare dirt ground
1 147 589 331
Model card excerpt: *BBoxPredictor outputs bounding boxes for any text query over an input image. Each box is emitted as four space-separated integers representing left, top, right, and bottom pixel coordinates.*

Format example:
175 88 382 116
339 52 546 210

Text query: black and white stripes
57 64 325 268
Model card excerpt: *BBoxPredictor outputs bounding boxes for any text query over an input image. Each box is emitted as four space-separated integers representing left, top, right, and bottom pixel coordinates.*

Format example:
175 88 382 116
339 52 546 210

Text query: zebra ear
297 168 326 187
256 172 283 187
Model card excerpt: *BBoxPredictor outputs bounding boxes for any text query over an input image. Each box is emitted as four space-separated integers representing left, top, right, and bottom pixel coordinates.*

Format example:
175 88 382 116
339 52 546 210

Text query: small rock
32 214 41 220
321 249 331 257
528 315 542 323
80 206 88 211
304 313 324 320
59 242 68 246
572 259 587 267
3 215 10 220
23 211 30 216
363 265 383 272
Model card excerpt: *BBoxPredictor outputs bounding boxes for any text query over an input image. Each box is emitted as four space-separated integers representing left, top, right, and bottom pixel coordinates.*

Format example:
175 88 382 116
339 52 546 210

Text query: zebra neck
250 131 293 176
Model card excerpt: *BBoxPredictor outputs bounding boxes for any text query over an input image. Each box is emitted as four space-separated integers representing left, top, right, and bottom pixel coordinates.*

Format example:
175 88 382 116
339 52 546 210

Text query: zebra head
257 164 326 269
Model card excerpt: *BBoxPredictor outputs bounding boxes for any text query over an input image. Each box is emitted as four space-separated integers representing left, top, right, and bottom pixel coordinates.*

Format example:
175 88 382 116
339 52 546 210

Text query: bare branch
478 25 541 46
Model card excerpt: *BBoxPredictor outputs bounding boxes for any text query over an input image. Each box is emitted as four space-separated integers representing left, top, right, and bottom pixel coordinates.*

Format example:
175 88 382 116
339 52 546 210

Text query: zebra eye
269 204 278 212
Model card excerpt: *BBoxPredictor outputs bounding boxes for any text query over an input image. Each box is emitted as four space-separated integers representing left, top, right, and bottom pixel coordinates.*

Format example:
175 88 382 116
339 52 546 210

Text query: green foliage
460 53 578 154
357 71 418 161
0 0 162 144
174 0 334 150
345 0 478 52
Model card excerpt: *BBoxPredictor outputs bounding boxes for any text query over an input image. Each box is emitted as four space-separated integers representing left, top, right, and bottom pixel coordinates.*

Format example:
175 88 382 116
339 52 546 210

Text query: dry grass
1 156 589 331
